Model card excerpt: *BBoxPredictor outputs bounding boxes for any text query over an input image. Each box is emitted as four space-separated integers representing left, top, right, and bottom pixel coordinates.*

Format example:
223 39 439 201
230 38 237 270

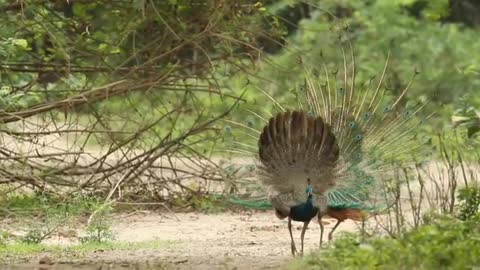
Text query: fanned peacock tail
221 50 431 216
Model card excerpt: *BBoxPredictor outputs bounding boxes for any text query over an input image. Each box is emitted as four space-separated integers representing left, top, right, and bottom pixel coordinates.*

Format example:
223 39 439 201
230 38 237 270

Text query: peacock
223 52 430 256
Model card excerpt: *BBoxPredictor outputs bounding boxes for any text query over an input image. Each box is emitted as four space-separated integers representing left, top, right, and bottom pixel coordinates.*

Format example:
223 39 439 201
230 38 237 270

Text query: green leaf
110 47 121 54
11 38 28 49
98 43 108 51
133 0 146 10
467 126 480 138
0 86 11 96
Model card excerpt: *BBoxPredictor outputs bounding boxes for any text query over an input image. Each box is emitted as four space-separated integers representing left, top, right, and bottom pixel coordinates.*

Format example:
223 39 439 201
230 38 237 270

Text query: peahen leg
288 217 297 256
318 215 324 247
328 220 341 241
300 220 310 256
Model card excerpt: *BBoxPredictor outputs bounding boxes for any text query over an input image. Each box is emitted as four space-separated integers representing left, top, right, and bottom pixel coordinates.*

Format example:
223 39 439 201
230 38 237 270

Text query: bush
79 204 116 244
457 186 480 221
290 214 480 270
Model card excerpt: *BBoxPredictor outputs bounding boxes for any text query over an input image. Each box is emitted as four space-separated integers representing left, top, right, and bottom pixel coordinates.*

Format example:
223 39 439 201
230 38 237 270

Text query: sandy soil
5 210 361 270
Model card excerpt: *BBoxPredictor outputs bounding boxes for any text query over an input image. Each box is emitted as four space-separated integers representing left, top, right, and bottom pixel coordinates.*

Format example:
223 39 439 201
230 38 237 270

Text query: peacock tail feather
221 49 431 215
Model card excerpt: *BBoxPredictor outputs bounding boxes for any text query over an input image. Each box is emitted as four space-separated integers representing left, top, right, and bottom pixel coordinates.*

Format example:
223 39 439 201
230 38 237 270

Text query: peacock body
223 53 429 256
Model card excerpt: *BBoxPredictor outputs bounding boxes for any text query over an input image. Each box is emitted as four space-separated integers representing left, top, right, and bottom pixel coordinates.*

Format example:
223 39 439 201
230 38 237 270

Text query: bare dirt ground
5 210 361 270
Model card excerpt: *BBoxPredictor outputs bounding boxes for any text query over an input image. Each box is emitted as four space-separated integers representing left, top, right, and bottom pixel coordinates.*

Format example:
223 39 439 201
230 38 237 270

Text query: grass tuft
0 240 174 263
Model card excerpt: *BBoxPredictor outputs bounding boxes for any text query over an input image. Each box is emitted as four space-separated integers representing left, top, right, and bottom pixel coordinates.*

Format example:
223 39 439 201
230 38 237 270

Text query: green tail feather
226 195 384 212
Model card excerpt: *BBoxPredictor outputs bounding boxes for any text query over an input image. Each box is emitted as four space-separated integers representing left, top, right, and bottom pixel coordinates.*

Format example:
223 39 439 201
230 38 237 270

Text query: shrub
290 214 480 270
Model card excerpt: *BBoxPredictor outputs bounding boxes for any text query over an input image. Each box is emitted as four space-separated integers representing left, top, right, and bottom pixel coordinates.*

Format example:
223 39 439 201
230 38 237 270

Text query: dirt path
113 210 293 269
97 210 359 269
7 210 362 270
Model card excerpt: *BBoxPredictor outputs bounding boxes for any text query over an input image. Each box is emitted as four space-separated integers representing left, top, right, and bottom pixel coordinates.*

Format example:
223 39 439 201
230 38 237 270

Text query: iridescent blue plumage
290 182 318 222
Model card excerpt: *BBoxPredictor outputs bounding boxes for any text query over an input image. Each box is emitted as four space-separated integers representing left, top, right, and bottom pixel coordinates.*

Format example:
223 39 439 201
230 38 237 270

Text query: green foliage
290 214 480 270
0 0 279 103
79 204 116 243
1 192 113 245
457 186 480 221
212 0 480 165
0 0 283 161
2 0 478 155
249 0 480 130
452 97 480 139
0 240 172 263
0 231 9 246
21 229 45 245
0 192 104 218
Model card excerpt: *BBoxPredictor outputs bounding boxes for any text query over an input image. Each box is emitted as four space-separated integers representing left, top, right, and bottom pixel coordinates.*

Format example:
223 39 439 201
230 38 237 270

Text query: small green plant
80 221 116 244
0 230 10 246
21 228 45 244
21 221 65 244
457 186 480 221
79 204 116 243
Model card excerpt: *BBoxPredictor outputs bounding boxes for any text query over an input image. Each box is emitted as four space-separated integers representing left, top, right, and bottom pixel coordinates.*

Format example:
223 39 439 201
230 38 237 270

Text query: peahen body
322 206 367 242
223 54 429 256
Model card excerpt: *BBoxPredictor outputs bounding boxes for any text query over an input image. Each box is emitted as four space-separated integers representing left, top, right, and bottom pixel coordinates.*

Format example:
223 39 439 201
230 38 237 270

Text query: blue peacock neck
288 178 319 221
305 180 314 208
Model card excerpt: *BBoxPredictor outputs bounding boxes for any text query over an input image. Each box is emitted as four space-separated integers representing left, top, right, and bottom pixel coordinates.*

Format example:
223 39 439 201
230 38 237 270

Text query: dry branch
0 0 274 203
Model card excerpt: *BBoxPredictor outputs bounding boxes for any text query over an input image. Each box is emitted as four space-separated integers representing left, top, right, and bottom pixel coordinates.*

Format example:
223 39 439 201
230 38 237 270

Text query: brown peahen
223 54 430 256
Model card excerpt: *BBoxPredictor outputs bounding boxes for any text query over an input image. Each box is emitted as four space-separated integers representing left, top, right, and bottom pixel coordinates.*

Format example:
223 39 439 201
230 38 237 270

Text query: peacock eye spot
383 106 391 113
364 112 371 120
404 111 412 117
348 122 356 129
246 119 254 127
224 125 232 134
355 134 363 141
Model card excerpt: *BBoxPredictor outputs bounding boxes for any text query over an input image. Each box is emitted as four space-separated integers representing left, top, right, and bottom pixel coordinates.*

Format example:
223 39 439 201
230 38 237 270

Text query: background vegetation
1 0 480 268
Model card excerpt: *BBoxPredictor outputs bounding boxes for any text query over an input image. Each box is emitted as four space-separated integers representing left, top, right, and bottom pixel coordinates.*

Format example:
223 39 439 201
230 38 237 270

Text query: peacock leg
328 220 341 241
288 217 297 256
300 220 310 256
318 215 324 247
